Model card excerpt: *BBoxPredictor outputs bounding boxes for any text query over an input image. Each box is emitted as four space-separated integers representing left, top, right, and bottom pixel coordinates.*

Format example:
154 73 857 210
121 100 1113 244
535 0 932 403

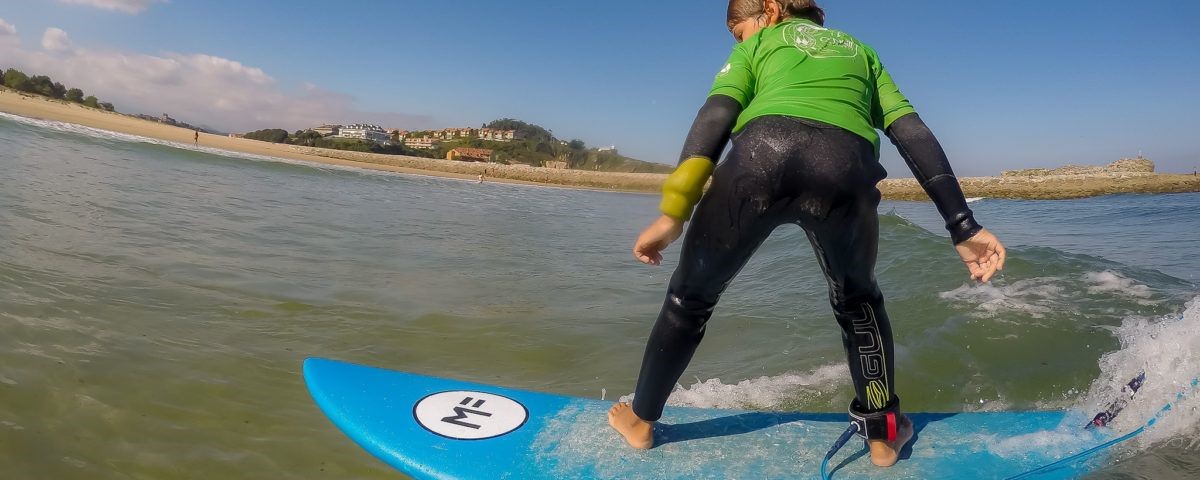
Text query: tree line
243 128 438 158
243 119 672 173
2 67 114 112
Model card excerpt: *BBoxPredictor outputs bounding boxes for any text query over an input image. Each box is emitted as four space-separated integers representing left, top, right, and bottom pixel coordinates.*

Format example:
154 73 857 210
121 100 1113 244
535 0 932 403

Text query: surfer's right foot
607 402 654 449
868 413 914 467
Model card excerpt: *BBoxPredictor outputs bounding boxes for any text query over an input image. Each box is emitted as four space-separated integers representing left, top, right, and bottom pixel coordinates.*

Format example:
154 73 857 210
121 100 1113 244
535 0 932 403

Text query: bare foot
868 414 914 467
607 403 654 450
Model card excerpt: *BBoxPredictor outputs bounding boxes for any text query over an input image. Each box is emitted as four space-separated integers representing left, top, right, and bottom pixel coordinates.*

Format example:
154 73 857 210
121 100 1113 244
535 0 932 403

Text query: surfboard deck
303 358 1118 479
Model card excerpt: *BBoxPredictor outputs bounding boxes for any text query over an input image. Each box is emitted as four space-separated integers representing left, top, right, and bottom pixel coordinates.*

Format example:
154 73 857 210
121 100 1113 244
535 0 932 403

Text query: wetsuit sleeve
709 42 756 108
679 95 742 164
662 41 753 221
885 113 984 245
660 95 743 221
866 46 916 130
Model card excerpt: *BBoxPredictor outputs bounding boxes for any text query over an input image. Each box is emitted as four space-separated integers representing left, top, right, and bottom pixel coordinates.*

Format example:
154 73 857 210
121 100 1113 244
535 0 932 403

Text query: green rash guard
710 18 916 156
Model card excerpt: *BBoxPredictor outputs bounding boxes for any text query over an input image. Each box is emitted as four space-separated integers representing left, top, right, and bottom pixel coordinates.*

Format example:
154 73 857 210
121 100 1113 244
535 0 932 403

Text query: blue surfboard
303 358 1131 479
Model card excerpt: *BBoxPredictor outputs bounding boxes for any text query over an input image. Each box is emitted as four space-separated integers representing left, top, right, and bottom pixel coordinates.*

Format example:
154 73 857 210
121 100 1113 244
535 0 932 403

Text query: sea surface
1 112 1198 479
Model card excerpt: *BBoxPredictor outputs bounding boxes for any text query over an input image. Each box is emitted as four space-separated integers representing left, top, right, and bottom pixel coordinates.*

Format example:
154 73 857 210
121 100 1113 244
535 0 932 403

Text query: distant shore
879 173 1200 201
0 88 663 193
2 88 1197 200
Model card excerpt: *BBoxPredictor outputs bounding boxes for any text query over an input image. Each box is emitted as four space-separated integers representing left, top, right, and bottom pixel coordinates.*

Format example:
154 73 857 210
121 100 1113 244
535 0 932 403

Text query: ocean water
0 111 1197 479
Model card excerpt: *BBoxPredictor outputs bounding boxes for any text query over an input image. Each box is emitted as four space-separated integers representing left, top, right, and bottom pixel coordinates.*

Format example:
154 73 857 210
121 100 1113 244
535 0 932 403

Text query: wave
0 111 316 165
1077 296 1200 448
939 270 1162 320
619 363 850 411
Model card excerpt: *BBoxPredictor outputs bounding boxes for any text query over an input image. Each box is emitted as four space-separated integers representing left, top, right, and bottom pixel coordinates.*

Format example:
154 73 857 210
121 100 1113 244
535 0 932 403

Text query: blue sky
0 0 1197 174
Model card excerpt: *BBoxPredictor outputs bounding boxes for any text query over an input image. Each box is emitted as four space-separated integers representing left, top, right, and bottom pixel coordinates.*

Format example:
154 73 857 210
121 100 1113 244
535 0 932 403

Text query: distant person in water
194 130 199 145
607 0 1007 468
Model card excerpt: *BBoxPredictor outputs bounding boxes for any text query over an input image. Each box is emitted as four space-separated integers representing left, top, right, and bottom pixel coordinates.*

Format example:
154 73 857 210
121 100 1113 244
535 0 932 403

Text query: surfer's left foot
607 403 654 449
868 413 913 467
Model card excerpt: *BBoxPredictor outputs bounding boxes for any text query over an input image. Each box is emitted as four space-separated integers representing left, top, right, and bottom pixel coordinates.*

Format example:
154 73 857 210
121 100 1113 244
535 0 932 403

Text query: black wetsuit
631 95 981 422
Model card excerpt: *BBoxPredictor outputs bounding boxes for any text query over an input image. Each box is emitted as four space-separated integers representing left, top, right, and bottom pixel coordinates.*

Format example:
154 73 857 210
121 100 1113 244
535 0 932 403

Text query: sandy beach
0 88 664 193
3 88 1197 199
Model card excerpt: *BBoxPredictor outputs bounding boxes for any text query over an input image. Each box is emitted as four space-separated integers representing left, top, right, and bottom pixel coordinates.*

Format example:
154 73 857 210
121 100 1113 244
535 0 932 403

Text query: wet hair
726 0 825 29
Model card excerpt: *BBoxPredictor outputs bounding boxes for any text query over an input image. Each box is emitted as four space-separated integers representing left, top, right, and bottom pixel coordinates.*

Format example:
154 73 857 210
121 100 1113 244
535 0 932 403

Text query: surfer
608 0 1007 468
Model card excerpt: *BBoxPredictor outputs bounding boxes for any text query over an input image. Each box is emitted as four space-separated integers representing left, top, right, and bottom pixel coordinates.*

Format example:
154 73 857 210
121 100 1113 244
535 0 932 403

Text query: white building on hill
313 124 341 136
337 124 391 144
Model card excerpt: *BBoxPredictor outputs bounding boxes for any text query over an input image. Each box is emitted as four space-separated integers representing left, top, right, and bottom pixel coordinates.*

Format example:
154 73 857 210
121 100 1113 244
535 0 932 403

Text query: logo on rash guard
784 23 859 59
716 63 732 77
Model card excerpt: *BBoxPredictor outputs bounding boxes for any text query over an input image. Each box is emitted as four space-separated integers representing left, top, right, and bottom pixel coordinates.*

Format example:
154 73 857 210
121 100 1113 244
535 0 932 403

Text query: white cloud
0 27 431 132
58 0 166 14
0 17 17 47
42 28 72 52
0 18 15 36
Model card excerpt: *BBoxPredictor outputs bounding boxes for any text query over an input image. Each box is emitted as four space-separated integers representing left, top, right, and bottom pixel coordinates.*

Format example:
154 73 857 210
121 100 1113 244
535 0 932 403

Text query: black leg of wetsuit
631 135 783 422
631 116 897 422
801 192 897 413
789 119 896 414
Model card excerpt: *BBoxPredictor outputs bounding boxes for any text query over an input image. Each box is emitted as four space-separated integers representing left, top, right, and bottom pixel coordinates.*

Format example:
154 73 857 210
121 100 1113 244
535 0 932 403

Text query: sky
0 0 1197 175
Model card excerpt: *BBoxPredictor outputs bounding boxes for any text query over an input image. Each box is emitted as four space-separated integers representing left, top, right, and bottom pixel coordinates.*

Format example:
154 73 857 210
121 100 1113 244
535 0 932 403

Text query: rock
1105 157 1155 173
1002 168 1052 177
1001 157 1155 177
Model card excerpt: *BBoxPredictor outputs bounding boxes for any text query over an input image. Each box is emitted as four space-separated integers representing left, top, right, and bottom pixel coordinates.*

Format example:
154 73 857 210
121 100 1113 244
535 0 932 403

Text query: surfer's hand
955 228 1006 283
634 215 684 266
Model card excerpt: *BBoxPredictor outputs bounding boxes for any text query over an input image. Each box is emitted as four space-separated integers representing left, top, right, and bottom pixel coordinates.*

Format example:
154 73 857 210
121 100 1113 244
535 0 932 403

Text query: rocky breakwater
999 157 1156 178
878 157 1200 200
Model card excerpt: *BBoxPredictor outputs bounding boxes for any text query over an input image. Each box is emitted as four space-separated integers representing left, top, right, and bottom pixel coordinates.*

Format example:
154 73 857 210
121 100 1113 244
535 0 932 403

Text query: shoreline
2 88 1197 200
0 88 663 194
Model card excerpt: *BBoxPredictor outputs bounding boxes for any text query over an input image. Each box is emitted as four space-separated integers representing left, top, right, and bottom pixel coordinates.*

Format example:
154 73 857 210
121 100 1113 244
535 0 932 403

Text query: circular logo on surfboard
413 391 529 440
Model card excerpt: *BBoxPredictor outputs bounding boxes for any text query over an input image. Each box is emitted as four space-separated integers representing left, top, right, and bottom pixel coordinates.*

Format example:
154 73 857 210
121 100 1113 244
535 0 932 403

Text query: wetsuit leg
802 203 897 412
786 121 896 413
630 127 794 422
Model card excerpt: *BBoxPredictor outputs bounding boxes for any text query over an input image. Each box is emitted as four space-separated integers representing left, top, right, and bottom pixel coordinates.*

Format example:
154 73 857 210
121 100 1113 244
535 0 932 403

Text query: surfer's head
727 0 825 42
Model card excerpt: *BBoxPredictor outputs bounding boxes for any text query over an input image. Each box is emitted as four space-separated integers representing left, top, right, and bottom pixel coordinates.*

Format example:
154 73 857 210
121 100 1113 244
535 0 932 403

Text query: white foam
1083 271 1154 299
966 197 986 204
0 111 351 172
619 363 849 411
1076 296 1200 450
939 277 1065 319
990 427 1107 459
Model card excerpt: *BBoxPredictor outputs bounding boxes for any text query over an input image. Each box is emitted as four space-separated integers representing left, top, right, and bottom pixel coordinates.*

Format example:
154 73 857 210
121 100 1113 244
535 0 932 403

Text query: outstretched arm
885 113 1005 282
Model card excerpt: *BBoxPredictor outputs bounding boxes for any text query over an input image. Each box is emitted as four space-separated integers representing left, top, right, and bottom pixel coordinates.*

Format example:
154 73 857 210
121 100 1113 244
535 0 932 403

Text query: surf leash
1086 372 1146 429
818 423 860 480
1005 376 1200 480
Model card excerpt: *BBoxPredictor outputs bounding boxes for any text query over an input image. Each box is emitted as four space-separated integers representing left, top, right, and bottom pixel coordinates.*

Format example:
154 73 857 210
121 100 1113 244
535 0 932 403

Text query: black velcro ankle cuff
849 396 901 442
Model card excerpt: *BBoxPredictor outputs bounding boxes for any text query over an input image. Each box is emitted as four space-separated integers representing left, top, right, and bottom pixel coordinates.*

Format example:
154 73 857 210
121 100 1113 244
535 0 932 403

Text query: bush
244 128 290 143
3 68 30 91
